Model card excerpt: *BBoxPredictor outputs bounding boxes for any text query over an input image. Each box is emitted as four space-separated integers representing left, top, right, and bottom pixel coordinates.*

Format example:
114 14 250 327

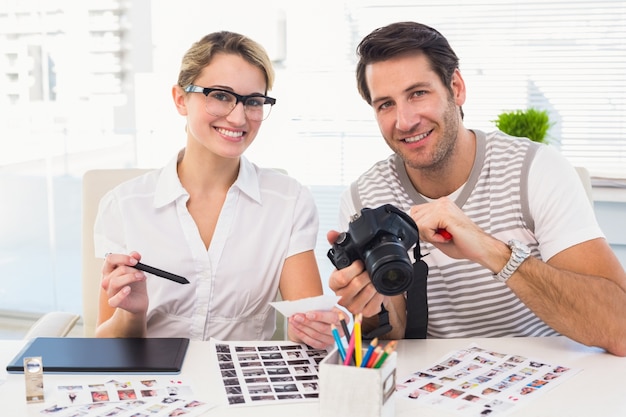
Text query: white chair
23 311 80 339
80 168 286 340
82 169 152 337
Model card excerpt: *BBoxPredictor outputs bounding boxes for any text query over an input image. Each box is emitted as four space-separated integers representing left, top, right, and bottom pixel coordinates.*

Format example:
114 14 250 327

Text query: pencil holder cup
319 348 397 417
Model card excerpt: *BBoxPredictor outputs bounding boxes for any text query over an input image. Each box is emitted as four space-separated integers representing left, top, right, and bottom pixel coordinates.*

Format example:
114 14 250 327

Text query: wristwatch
494 239 531 283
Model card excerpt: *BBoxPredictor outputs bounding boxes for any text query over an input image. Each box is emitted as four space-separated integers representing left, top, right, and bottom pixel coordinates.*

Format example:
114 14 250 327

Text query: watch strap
494 239 530 283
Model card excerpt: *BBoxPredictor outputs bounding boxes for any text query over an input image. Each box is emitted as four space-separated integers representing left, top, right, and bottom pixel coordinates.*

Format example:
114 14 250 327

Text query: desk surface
1 336 624 417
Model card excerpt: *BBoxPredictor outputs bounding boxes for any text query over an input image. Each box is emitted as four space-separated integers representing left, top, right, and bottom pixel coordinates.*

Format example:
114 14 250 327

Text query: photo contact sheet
210 339 328 406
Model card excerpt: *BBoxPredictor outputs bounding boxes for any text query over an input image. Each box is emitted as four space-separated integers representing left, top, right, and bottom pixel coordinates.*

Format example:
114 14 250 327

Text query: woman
94 31 337 348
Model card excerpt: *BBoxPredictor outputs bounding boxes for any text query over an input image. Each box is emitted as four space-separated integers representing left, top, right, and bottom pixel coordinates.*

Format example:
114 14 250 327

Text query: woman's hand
287 308 343 349
101 252 149 315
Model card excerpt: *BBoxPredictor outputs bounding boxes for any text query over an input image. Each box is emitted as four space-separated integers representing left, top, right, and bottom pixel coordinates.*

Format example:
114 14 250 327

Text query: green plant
493 108 553 143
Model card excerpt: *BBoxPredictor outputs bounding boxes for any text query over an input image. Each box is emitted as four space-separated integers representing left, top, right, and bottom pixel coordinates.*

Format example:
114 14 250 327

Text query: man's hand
327 230 385 318
409 197 506 272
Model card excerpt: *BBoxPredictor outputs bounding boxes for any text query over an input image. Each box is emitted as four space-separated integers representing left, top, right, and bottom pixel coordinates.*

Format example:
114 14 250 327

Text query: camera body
327 204 420 296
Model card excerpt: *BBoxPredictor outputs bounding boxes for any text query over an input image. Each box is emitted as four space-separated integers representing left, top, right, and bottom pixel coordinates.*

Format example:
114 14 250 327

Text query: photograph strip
395 344 580 416
38 377 215 417
210 338 328 406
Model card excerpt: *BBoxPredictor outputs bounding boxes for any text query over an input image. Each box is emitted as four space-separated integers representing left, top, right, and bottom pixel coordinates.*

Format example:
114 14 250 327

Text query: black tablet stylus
134 262 189 284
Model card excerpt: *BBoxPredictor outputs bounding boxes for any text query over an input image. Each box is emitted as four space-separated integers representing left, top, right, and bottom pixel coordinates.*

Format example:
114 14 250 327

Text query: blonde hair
177 31 275 93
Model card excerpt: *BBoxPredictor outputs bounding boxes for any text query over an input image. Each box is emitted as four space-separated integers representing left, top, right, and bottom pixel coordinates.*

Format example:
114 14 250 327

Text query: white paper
270 295 341 317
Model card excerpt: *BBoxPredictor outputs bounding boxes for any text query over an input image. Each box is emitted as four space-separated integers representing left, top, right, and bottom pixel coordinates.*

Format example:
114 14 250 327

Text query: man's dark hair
356 21 460 105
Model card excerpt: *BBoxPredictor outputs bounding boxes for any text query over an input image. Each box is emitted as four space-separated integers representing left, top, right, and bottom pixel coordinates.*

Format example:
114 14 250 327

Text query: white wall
593 189 626 268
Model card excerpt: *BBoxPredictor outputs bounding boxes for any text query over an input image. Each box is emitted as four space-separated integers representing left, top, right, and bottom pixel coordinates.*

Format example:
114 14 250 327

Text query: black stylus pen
134 262 190 284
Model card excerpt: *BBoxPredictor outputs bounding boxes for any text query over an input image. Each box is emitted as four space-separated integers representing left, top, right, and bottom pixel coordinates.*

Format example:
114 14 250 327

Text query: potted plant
493 108 553 144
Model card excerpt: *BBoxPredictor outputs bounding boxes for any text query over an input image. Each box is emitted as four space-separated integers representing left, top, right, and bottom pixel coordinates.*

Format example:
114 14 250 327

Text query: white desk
1 336 625 416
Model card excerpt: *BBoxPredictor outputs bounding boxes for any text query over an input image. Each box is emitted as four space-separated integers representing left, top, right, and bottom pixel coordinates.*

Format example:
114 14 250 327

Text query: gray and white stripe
350 130 558 338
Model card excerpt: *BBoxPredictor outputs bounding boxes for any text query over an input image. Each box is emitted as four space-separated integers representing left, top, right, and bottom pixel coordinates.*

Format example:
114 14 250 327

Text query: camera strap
363 305 393 340
404 246 429 339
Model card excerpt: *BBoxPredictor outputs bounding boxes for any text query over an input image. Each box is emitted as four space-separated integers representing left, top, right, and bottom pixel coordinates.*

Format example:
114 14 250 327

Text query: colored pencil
373 340 398 369
343 324 357 366
366 346 383 368
354 313 363 366
360 337 378 368
330 324 347 362
338 312 351 346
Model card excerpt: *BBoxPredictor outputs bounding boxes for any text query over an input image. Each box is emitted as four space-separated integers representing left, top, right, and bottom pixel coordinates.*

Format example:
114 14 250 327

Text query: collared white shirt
94 152 319 341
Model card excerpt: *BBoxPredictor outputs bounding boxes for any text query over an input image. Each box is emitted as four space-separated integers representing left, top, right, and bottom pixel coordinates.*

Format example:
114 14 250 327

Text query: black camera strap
363 304 393 340
404 246 429 339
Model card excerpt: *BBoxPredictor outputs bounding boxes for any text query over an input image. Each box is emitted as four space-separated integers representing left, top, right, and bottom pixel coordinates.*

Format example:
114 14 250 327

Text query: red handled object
436 228 453 240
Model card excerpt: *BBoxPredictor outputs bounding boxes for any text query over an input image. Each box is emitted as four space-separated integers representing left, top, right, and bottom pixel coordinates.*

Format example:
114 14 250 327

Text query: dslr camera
327 204 420 296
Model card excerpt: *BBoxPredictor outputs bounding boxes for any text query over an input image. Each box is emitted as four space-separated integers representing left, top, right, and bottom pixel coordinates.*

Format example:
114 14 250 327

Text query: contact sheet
39 377 215 417
210 338 328 406
395 344 580 416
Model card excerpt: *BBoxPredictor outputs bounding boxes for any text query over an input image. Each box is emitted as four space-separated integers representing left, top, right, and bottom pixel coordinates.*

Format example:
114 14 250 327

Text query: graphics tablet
6 337 189 374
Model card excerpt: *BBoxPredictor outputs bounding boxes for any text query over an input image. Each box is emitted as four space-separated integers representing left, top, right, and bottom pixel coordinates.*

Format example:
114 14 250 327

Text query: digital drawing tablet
6 337 189 374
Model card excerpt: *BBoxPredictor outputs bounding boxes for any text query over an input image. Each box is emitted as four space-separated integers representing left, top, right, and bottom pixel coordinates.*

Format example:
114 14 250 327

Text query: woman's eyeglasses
184 85 276 121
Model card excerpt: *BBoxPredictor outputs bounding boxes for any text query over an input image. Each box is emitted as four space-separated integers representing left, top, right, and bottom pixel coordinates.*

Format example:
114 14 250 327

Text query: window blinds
287 0 626 181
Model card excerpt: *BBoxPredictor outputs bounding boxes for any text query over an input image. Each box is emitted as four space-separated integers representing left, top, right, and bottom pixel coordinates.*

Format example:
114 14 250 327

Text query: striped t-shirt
349 130 559 338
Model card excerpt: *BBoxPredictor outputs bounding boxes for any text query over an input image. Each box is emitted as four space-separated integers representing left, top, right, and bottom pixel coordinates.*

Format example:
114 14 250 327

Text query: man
328 21 626 356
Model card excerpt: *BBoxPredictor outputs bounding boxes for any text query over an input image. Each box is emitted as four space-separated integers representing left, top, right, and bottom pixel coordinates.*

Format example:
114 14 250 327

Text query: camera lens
371 261 413 295
363 236 414 296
